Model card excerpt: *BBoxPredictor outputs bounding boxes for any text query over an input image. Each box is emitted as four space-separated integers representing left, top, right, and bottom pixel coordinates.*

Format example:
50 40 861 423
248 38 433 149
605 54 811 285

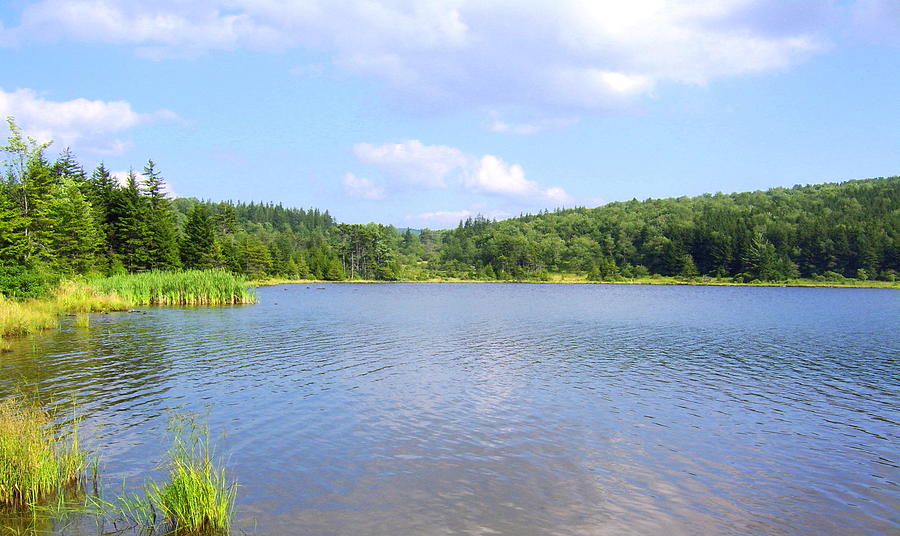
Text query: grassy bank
0 393 87 507
93 270 255 306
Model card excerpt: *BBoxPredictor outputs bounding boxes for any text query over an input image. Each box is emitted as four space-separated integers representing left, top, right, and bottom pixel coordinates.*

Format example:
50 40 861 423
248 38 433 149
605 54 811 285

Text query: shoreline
250 276 900 289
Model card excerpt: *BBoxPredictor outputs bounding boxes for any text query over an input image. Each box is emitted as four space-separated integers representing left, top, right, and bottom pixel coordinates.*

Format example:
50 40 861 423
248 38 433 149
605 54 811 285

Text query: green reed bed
93 270 255 306
0 394 86 508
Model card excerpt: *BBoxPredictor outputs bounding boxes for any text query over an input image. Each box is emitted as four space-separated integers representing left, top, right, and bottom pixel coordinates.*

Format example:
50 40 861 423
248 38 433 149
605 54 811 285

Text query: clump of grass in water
0 394 86 507
149 415 236 534
94 270 255 306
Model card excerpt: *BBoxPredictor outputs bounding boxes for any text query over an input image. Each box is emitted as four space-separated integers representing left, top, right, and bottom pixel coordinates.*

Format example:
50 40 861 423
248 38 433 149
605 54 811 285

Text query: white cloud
405 207 512 229
464 155 572 204
341 173 385 200
0 87 177 155
351 139 570 204
407 210 472 226
0 1 834 113
353 140 467 188
485 112 580 135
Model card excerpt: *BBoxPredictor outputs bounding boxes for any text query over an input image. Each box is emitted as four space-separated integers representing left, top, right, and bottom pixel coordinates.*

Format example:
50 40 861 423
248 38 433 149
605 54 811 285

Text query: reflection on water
1 284 898 535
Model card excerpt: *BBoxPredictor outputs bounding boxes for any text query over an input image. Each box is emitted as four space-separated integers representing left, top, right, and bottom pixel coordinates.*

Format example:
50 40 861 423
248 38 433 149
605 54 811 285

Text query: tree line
1 117 897 297
435 177 899 282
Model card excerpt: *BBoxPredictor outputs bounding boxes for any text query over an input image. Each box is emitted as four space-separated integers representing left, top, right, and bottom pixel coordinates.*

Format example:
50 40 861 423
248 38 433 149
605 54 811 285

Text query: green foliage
180 204 221 270
436 177 900 282
0 393 86 507
93 270 254 305
147 415 236 534
0 264 55 299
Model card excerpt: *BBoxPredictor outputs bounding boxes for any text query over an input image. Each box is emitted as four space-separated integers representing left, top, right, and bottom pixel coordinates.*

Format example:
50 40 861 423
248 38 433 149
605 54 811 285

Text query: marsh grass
94 270 255 306
87 415 236 535
0 394 86 508
0 281 127 340
148 415 236 534
0 296 57 338
51 280 130 313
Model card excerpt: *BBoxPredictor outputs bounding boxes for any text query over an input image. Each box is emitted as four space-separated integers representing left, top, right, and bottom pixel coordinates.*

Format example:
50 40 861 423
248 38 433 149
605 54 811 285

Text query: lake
1 283 898 535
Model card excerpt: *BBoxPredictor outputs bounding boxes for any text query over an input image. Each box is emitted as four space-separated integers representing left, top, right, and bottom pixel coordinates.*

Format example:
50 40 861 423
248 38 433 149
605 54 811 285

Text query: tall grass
147 415 236 534
0 295 58 338
0 394 86 507
94 270 255 306
51 280 130 313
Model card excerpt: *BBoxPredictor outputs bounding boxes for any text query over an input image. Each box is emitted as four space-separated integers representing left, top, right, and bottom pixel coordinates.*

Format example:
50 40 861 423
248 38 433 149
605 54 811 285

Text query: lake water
2 283 898 535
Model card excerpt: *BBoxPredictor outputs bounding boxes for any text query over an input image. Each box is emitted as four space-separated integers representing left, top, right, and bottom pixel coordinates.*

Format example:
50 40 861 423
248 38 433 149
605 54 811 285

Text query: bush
0 265 55 299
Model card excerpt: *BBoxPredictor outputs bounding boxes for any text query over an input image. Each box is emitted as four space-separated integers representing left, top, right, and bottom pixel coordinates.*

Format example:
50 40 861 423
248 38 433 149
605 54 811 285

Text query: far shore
250 275 899 289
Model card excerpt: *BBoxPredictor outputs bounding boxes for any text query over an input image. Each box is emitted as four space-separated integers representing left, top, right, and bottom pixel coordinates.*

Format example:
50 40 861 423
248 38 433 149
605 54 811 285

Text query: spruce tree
110 170 151 271
180 203 220 269
46 178 102 273
142 159 180 270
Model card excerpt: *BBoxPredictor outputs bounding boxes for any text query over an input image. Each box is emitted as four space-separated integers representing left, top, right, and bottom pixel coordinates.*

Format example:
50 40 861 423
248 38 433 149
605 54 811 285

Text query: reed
0 394 86 507
93 270 255 306
51 280 130 313
147 415 236 534
0 295 58 338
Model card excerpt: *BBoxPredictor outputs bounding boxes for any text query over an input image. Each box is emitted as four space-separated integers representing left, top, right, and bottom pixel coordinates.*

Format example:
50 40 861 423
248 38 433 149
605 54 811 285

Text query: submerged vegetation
0 393 86 507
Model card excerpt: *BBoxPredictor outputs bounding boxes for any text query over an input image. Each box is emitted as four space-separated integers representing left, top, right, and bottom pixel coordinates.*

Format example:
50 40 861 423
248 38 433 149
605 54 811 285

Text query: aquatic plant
0 394 86 507
0 295 57 338
51 280 130 313
93 270 255 306
0 281 127 339
147 415 236 534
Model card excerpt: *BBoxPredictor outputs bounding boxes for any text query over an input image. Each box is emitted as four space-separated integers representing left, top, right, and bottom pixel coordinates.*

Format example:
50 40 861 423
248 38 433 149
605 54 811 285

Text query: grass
0 270 255 342
0 296 58 339
0 281 128 340
93 270 255 306
89 415 236 535
0 393 86 508
147 415 236 534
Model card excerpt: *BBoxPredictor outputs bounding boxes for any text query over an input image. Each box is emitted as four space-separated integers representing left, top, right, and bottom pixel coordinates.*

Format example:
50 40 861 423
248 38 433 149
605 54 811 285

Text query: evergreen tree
110 170 152 271
180 203 220 269
46 178 102 273
142 159 180 269
0 184 27 264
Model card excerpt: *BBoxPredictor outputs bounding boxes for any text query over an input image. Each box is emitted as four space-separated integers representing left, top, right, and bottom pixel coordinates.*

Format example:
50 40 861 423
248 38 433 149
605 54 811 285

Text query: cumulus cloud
351 139 570 204
0 87 177 155
342 173 385 200
0 0 837 112
353 140 467 188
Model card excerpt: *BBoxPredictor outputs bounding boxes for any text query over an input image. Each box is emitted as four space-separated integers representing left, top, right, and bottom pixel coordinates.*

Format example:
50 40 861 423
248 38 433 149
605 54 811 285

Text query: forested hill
0 118 897 296
437 177 899 282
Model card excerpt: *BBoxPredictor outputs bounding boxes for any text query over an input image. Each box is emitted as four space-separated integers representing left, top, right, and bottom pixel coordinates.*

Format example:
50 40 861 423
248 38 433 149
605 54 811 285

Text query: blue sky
1 0 898 228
